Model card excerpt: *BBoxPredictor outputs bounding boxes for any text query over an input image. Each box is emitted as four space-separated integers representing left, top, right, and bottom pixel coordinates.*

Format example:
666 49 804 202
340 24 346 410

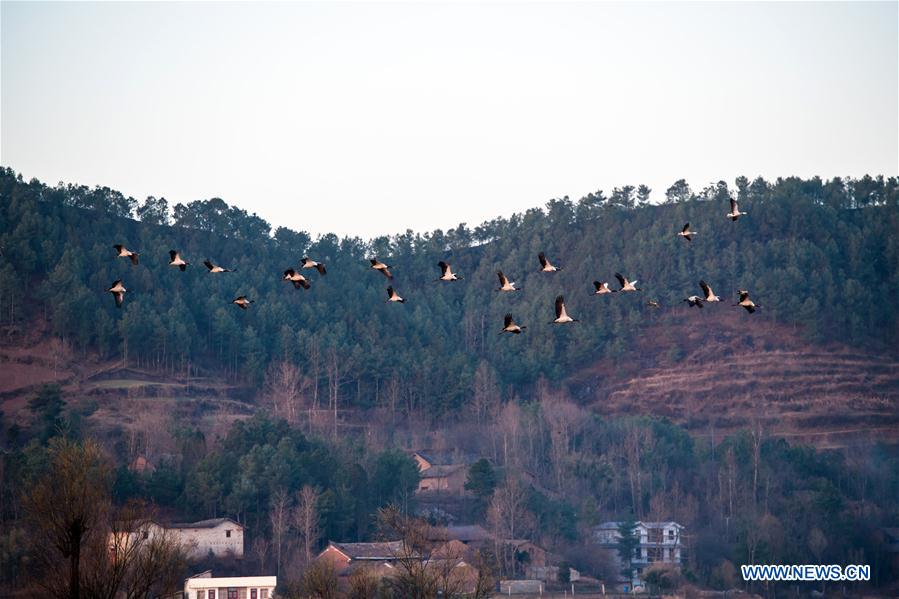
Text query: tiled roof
331 541 406 560
169 518 243 530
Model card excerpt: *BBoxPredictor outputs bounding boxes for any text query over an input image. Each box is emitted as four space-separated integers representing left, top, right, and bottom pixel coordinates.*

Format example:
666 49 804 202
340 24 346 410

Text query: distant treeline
1 168 897 417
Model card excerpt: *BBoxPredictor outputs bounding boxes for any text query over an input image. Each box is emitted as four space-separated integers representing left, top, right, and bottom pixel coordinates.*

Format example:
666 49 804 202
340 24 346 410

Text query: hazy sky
2 2 897 238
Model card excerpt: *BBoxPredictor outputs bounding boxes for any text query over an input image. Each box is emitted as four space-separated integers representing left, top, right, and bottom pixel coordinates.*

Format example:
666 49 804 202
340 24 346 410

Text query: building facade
183 571 276 599
593 521 684 591
412 452 469 494
167 518 245 559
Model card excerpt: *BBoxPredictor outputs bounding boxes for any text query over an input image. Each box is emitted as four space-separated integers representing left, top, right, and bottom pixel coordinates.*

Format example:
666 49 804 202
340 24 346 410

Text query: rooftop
330 541 406 560
169 517 243 530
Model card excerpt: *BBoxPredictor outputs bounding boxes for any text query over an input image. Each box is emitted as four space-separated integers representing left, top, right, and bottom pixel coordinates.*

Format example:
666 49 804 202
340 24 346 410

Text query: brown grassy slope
567 307 899 448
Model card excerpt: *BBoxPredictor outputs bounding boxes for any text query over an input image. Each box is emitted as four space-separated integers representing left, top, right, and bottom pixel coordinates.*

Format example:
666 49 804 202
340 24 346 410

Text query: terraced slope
568 310 899 447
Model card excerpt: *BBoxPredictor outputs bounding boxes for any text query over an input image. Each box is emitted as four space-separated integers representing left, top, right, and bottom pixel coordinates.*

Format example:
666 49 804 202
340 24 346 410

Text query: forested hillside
1 168 897 419
2 168 899 595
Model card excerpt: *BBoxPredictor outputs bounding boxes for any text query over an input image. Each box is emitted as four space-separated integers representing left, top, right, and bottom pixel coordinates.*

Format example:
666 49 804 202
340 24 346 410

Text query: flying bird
204 260 234 273
615 273 641 292
168 250 189 271
496 271 521 292
107 280 126 308
726 198 747 221
386 286 405 303
699 280 721 302
113 244 140 265
678 223 697 242
734 290 760 313
283 269 311 290
499 313 526 335
683 296 704 308
436 261 463 282
550 295 578 324
646 300 660 309
538 252 562 273
301 257 327 276
232 296 254 310
370 258 393 279
593 281 616 295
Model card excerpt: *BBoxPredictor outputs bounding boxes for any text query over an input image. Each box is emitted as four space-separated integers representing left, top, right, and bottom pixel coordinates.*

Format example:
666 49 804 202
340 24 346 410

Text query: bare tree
264 360 308 424
377 506 436 599
326 346 341 438
293 485 321 562
347 564 380 599
23 443 186 599
23 438 111 599
471 361 500 426
252 536 270 573
270 487 291 577
301 558 340 599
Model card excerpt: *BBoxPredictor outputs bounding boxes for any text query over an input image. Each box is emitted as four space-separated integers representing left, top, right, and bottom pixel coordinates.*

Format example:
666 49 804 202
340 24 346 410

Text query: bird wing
315 263 326 275
169 250 178 261
438 261 449 276
504 314 513 328
554 295 564 319
284 269 296 277
593 281 602 291
204 260 214 270
538 253 548 268
699 280 711 297
739 291 749 302
730 198 737 212
682 223 690 233
370 258 379 267
615 273 626 287
387 287 395 298
497 271 508 286
129 253 139 265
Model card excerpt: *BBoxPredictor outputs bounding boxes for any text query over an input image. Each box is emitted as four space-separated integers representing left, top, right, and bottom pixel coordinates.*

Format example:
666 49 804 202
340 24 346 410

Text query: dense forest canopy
1 168 897 418
1 168 899 594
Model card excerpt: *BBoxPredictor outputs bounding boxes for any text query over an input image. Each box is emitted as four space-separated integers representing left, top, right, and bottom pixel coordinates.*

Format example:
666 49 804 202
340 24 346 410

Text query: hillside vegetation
1 169 897 421
2 169 899 595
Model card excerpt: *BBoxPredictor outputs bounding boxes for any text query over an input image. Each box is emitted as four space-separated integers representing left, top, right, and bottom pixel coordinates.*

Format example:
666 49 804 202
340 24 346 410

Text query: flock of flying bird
107 198 760 335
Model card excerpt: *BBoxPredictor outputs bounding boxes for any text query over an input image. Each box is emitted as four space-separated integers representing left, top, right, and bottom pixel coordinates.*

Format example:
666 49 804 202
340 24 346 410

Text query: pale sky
2 1 897 238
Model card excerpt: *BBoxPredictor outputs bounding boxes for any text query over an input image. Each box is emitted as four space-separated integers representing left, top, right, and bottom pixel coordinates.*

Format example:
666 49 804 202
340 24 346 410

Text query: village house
167 518 245 559
593 521 684 591
182 570 276 599
412 452 470 494
316 541 407 575
316 539 480 593
114 518 245 561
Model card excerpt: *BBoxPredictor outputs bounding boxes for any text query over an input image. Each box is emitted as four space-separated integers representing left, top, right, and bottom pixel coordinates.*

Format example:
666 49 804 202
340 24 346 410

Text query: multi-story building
594 521 684 591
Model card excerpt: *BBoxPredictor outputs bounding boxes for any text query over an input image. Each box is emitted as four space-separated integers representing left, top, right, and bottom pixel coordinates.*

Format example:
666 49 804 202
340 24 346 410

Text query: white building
168 518 245 559
183 571 276 599
593 521 684 591
115 518 245 561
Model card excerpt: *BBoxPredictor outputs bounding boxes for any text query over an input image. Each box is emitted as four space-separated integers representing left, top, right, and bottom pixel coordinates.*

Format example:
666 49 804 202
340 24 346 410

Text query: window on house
251 589 257 599
647 547 663 562
198 591 205 599
260 590 269 599
208 590 215 599
226 530 232 538
668 529 676 541
648 528 663 543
